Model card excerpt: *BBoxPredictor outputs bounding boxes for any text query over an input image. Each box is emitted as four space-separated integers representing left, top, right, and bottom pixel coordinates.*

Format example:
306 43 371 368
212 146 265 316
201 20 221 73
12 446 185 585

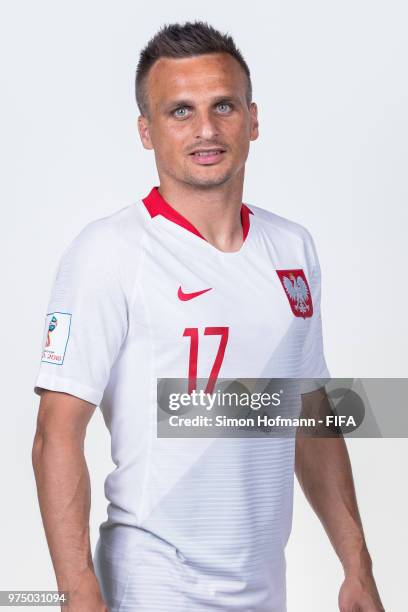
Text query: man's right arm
32 389 108 612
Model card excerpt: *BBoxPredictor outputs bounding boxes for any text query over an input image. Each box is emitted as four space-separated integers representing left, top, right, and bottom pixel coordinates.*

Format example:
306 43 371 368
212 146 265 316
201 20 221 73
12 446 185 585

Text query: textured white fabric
34 188 330 611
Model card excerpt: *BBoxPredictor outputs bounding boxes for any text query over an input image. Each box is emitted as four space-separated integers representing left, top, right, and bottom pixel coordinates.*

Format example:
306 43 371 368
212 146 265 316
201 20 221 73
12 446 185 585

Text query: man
32 21 384 612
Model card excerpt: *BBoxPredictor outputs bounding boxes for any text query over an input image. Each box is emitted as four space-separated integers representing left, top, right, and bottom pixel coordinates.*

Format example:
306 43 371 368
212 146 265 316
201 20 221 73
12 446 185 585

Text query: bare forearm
32 433 94 592
32 391 107 611
295 436 371 574
295 389 384 610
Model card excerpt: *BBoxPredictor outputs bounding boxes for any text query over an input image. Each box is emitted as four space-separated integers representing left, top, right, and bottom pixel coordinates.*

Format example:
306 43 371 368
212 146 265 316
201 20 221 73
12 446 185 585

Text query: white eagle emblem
282 273 310 314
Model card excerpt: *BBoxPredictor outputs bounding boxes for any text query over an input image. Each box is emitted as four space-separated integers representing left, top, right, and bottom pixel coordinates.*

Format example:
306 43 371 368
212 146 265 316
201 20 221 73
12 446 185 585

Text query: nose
194 108 220 140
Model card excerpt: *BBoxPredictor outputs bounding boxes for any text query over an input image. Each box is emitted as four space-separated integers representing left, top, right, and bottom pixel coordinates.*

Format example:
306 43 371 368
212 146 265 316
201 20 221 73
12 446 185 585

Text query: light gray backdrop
1 0 407 610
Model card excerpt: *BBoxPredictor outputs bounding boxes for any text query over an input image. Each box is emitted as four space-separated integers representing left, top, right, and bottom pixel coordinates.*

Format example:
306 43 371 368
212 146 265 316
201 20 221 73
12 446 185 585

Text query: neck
157 171 245 252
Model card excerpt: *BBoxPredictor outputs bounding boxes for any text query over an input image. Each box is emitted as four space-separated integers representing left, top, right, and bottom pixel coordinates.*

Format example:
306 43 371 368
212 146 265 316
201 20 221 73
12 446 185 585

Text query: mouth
188 148 226 165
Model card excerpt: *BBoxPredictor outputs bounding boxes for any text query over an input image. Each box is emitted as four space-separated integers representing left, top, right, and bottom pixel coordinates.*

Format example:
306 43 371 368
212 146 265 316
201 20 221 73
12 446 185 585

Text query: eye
173 106 190 118
217 102 233 113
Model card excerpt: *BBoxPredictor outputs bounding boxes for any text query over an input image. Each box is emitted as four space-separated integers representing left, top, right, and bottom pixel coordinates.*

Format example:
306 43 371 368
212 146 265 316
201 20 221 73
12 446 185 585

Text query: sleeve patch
41 312 72 365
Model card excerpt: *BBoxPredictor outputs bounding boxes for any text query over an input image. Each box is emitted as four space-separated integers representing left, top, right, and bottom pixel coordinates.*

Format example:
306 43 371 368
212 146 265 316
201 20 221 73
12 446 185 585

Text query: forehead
146 53 247 105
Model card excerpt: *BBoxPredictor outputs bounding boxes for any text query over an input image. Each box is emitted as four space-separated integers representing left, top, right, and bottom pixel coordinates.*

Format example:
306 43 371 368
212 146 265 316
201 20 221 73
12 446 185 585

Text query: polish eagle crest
276 269 314 318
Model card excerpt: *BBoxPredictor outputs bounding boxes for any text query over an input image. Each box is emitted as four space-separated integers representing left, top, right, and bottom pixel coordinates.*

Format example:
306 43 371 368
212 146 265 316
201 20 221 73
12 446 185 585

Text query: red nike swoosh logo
178 286 212 301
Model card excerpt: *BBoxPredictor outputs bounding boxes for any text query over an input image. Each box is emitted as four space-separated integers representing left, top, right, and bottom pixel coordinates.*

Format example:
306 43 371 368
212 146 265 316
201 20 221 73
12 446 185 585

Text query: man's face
138 53 259 189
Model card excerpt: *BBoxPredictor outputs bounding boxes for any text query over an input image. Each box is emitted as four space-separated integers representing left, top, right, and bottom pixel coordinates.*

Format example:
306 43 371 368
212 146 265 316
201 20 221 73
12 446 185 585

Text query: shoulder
56 203 147 294
66 202 147 254
248 203 320 269
248 203 314 244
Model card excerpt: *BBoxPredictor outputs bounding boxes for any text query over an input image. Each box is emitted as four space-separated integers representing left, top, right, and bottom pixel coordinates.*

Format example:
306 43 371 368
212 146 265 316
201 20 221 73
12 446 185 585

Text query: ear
137 115 154 150
249 102 259 142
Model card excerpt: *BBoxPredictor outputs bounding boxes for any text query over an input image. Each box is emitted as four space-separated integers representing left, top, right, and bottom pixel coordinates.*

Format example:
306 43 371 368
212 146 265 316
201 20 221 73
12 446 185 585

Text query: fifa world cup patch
41 312 72 364
276 269 313 318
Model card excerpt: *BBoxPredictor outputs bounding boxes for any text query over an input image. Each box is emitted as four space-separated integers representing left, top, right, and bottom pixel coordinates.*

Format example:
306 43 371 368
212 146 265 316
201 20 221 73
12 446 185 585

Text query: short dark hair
135 21 252 117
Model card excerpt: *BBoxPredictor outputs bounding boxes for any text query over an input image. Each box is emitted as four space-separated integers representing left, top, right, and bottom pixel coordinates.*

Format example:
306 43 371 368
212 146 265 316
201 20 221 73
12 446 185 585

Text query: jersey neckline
141 186 253 254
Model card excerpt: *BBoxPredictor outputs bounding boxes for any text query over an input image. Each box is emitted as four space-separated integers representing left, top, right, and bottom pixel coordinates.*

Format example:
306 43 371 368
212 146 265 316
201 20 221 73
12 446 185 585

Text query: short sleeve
33 221 129 405
299 232 331 395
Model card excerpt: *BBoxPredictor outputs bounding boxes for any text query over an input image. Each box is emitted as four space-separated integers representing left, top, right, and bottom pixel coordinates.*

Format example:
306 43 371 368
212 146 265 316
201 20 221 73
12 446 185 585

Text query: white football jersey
34 186 330 611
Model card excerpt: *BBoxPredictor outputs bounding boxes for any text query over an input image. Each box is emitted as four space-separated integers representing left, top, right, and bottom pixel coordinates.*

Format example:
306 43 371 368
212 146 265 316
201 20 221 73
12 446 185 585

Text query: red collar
142 186 253 242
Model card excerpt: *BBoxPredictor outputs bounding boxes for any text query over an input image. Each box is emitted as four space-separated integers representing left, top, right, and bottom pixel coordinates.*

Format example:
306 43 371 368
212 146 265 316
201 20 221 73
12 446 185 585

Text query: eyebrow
161 95 240 113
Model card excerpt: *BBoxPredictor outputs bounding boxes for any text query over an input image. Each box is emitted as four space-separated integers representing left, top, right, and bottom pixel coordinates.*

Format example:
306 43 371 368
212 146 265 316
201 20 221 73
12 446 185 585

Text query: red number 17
183 326 229 394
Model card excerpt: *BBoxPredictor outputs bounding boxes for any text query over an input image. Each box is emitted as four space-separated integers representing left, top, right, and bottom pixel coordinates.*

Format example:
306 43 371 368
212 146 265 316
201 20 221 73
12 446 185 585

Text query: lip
189 149 226 165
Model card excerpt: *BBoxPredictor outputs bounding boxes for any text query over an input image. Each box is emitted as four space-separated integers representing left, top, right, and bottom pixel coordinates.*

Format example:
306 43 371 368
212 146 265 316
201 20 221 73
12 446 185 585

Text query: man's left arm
295 387 385 612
